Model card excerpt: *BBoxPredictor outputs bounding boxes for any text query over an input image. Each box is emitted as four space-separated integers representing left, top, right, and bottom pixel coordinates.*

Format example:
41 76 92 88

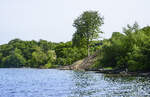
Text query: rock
59 51 99 70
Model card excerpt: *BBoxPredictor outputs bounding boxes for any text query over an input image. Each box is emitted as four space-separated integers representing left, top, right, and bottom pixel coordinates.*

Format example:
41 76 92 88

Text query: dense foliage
73 11 103 56
0 39 56 68
98 23 150 72
0 39 91 68
0 10 150 73
55 42 87 66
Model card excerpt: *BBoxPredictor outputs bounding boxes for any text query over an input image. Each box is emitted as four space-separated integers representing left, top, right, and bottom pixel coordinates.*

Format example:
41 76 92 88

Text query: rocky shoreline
59 66 150 77
58 51 150 77
96 69 150 77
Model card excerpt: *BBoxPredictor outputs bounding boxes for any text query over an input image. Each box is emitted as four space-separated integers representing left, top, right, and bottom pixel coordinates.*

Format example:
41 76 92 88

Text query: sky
0 0 150 44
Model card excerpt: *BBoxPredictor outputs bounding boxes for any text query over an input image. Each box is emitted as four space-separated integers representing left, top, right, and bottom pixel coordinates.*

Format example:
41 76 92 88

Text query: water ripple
0 68 150 97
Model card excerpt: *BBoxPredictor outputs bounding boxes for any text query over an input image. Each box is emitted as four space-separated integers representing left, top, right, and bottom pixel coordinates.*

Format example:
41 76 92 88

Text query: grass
103 67 113 70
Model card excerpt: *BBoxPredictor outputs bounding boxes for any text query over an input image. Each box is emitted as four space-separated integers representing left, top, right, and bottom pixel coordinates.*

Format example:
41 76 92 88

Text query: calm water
0 69 150 97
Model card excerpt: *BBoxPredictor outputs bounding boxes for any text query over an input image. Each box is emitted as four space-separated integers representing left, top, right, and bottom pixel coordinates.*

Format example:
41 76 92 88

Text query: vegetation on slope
98 23 150 72
0 10 150 73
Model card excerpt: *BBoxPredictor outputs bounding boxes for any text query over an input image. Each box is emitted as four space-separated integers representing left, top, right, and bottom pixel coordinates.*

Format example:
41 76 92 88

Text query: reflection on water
102 76 150 97
70 71 97 97
70 71 150 97
0 69 150 97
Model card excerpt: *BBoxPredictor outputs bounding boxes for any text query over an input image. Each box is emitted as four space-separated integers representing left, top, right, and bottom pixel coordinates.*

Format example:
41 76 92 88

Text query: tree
2 48 26 68
73 11 104 56
0 53 2 67
31 47 47 68
47 50 56 64
38 39 55 53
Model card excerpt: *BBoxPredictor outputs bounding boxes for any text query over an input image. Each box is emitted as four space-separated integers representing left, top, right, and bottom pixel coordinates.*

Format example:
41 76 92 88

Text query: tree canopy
98 23 150 72
0 10 150 73
72 11 104 56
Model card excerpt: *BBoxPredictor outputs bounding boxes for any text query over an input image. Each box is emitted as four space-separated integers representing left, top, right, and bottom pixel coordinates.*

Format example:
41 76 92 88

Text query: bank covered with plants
0 10 150 73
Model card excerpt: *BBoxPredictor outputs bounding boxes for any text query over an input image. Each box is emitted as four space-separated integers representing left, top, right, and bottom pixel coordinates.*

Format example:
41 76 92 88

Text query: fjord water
0 69 150 97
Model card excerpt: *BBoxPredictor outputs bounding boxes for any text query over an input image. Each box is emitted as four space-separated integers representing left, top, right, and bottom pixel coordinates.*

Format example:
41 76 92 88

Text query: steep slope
59 51 99 70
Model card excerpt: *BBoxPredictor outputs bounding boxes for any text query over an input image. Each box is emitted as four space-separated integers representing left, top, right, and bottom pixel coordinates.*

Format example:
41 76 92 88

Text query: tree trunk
87 38 90 57
88 45 90 57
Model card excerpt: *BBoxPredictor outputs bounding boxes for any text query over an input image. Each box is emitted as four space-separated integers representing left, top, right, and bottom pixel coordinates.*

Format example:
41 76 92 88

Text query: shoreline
96 71 150 77
58 66 150 77
1 67 150 77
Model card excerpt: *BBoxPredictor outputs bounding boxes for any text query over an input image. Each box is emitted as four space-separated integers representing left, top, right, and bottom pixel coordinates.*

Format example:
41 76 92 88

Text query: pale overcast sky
0 0 149 44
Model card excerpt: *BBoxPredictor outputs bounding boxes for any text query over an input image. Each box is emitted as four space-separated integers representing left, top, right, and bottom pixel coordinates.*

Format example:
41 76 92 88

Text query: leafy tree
0 53 2 67
99 23 150 72
38 39 56 53
2 48 26 68
55 41 87 66
73 11 104 56
31 47 47 68
47 50 56 62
